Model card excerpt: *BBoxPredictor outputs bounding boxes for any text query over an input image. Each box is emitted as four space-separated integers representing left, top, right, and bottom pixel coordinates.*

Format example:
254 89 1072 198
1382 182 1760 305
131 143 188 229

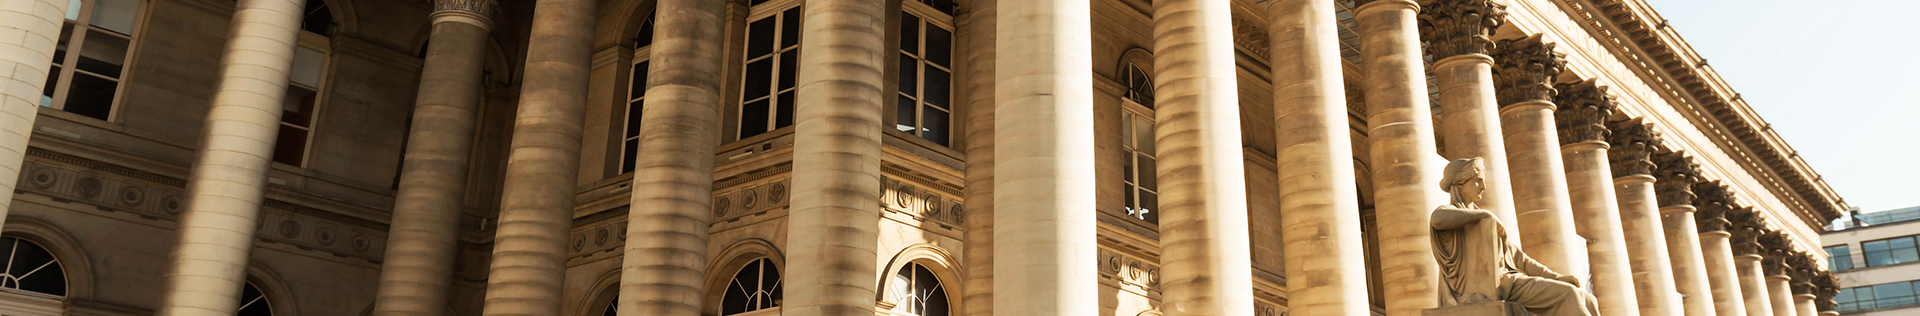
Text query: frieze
881 177 964 227
1691 181 1735 233
1098 248 1160 292
1554 80 1616 146
433 0 495 16
1419 0 1506 59
1231 14 1271 60
712 179 791 222
570 219 628 258
1255 302 1281 316
1651 150 1700 208
1605 118 1658 177
1492 35 1566 106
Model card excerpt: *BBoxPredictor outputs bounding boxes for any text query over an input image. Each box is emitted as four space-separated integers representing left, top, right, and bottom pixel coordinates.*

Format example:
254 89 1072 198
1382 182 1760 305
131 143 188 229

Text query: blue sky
1642 0 1920 213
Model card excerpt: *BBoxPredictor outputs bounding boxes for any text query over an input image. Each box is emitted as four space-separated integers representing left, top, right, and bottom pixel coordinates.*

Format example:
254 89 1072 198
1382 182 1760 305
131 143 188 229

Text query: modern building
1824 206 1920 315
0 0 1854 315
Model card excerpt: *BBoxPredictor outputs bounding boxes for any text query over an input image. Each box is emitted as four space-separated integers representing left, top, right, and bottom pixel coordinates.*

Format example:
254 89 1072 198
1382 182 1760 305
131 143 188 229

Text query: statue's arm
1430 207 1494 230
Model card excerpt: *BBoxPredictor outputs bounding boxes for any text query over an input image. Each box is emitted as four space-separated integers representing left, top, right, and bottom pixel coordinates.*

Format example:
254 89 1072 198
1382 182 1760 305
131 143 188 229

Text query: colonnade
0 0 1846 315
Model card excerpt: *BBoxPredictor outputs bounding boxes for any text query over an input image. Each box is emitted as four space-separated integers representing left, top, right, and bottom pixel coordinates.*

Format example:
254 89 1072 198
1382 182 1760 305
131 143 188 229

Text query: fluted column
1610 119 1683 316
993 0 1098 314
0 0 72 232
155 0 309 314
958 0 996 315
1655 151 1718 316
785 0 887 315
1695 183 1748 316
1355 0 1442 314
1153 0 1254 314
1420 0 1519 237
371 2 495 316
1269 0 1366 314
480 0 595 315
1552 80 1637 315
1731 208 1774 316
616 0 728 314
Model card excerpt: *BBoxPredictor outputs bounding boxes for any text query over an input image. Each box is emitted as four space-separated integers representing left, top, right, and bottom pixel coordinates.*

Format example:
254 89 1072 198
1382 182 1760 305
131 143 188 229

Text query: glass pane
41 66 59 107
781 7 802 49
89 0 140 36
1122 153 1134 184
740 99 769 139
1123 184 1134 209
926 25 951 67
65 0 80 21
273 125 310 166
76 29 129 78
290 47 325 88
64 73 116 120
779 50 799 91
302 0 334 36
922 106 948 145
775 91 794 128
1121 114 1134 148
629 61 650 100
626 100 644 138
1868 251 1893 267
1897 248 1920 264
1137 155 1157 190
1133 117 1155 154
743 58 772 101
898 54 917 95
900 14 919 55
1877 282 1915 298
621 138 638 174
1894 237 1917 249
237 283 273 316
747 18 775 58
633 14 655 47
1138 191 1158 223
54 24 73 65
924 68 949 107
1866 240 1890 252
930 0 954 15
282 86 318 126
896 95 916 132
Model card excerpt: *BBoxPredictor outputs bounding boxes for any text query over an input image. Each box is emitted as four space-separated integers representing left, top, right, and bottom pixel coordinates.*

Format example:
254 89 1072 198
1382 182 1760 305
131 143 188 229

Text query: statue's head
1441 157 1487 205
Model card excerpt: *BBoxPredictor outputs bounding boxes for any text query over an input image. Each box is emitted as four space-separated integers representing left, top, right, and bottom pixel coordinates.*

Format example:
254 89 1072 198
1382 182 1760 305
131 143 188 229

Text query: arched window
1119 64 1157 224
893 0 954 146
237 282 273 316
617 11 657 174
887 263 949 316
1120 63 1154 108
721 258 781 315
272 0 336 167
41 0 144 121
736 0 803 140
0 237 66 297
599 293 617 316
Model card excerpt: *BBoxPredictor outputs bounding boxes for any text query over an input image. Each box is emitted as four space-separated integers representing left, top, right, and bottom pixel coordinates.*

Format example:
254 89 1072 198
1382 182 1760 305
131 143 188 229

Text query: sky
1641 0 1920 214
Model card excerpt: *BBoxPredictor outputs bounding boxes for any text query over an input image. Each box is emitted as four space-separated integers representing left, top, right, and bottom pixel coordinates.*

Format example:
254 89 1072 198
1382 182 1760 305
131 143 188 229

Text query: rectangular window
620 59 650 174
273 34 329 167
894 3 953 146
1121 112 1157 224
738 4 802 140
1840 281 1920 313
1827 245 1854 271
1863 235 1920 268
43 0 142 121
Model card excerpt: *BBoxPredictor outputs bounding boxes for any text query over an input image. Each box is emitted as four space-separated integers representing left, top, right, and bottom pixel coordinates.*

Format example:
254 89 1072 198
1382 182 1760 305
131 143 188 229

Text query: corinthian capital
1758 230 1790 276
1607 118 1659 177
1493 36 1566 105
1419 0 1507 58
435 0 496 17
1692 181 1735 232
1789 253 1817 295
1554 80 1616 146
1814 271 1838 312
1652 150 1701 208
1727 206 1765 255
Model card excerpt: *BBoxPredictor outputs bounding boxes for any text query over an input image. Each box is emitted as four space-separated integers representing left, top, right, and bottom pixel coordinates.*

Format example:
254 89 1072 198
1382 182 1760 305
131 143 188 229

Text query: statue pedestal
1423 301 1528 316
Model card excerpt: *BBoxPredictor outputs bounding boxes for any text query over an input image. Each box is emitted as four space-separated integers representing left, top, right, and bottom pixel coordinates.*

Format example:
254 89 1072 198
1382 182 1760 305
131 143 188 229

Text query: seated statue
1430 157 1600 316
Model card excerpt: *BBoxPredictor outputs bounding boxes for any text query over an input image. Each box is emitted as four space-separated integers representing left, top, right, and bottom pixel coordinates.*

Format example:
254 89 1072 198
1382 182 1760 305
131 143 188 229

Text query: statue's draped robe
1432 206 1601 316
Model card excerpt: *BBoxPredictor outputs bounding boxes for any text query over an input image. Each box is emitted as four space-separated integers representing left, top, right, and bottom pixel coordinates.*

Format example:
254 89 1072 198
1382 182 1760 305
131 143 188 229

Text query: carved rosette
1691 181 1735 232
1419 0 1507 59
1813 271 1838 312
1554 80 1615 146
1493 36 1567 105
1652 150 1701 208
1726 206 1765 255
433 0 497 17
1607 119 1659 177
1758 230 1792 277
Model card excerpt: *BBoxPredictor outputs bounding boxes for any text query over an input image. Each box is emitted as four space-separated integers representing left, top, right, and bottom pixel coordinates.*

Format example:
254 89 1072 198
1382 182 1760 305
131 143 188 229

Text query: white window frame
42 0 148 122
894 0 955 147
273 31 332 168
1120 94 1157 224
618 12 656 174
736 0 804 141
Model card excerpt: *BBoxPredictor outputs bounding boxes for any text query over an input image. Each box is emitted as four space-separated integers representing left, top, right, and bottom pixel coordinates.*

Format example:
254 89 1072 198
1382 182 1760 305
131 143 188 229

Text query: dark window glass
781 7 802 48
740 8 800 140
922 106 948 145
895 95 916 133
44 0 143 120
747 18 776 58
779 51 799 90
722 258 781 315
775 91 794 128
744 59 773 101
601 294 617 316
898 54 917 95
238 282 273 316
633 14 655 48
900 14 919 55
741 99 769 139
890 263 949 316
895 11 952 146
75 29 128 78
64 73 116 120
1121 113 1158 224
925 26 951 67
924 68 949 107
1124 64 1155 108
1828 245 1854 271
0 237 66 296
302 1 334 37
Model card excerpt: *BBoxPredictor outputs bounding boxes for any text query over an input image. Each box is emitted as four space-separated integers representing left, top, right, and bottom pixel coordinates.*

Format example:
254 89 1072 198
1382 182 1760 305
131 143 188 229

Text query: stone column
0 0 71 232
1355 0 1441 314
785 0 887 315
993 0 1098 314
1153 0 1254 314
1552 81 1637 315
1609 119 1683 316
1764 272 1791 316
1695 182 1748 316
616 0 728 315
1789 255 1818 316
370 2 494 316
1730 207 1774 316
958 0 996 315
155 0 309 314
1492 36 1588 279
479 0 595 315
1760 233 1797 316
1269 0 1366 314
1812 271 1838 316
1654 151 1718 316
1420 0 1520 237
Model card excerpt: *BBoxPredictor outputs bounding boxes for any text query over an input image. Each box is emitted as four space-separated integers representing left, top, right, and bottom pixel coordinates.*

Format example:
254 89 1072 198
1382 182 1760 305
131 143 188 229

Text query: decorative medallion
120 186 145 206
278 219 301 239
162 195 185 214
315 227 337 246
950 205 965 224
768 183 786 203
27 167 56 189
76 177 102 198
713 197 730 216
595 227 610 247
572 234 587 251
352 234 372 252
741 190 758 209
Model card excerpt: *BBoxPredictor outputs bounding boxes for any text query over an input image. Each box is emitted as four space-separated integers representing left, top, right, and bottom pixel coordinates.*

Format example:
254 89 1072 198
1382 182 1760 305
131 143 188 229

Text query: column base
1425 301 1527 316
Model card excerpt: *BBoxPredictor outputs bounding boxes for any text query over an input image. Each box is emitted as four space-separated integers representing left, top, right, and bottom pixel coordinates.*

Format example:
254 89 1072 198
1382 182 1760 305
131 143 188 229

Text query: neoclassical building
0 0 1855 315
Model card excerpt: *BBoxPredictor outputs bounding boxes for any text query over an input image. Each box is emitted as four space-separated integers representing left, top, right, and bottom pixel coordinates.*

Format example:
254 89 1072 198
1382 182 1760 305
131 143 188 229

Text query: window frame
617 11 656 175
1827 244 1854 271
271 30 334 168
891 0 956 147
1119 97 1157 225
886 262 951 316
735 0 805 141
720 257 782 315
1837 280 1920 313
1862 235 1920 268
42 0 148 122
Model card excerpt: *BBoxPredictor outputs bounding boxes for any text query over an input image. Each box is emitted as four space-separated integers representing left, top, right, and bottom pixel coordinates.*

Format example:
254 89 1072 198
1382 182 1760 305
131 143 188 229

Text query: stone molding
1691 181 1735 233
880 177 965 227
1606 118 1658 177
1418 0 1507 59
433 0 496 16
712 178 793 222
569 217 628 259
1098 248 1160 293
1554 80 1615 146
1492 35 1567 105
1652 150 1701 208
1231 14 1270 60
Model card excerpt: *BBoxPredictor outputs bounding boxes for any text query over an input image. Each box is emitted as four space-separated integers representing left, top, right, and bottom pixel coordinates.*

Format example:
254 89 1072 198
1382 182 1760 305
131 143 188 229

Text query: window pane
1868 251 1893 267
1133 117 1155 154
89 0 140 35
273 125 310 165
1877 282 1915 298
747 18 775 58
922 106 947 145
1122 153 1134 184
1866 240 1890 252
741 99 769 139
41 66 59 107
303 1 334 36
775 91 794 128
1137 155 1156 190
898 54 917 95
1123 183 1134 209
282 86 318 126
779 50 799 91
926 26 951 67
621 138 639 174
900 14 919 55
924 68 949 107
1897 247 1920 265
626 100 644 138
53 24 73 65
743 58 772 101
896 95 916 133
1138 191 1158 223
781 7 802 49
290 47 325 88
65 0 80 21
1893 237 1917 250
65 73 117 119
633 14 655 47
629 61 650 100
75 30 128 78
